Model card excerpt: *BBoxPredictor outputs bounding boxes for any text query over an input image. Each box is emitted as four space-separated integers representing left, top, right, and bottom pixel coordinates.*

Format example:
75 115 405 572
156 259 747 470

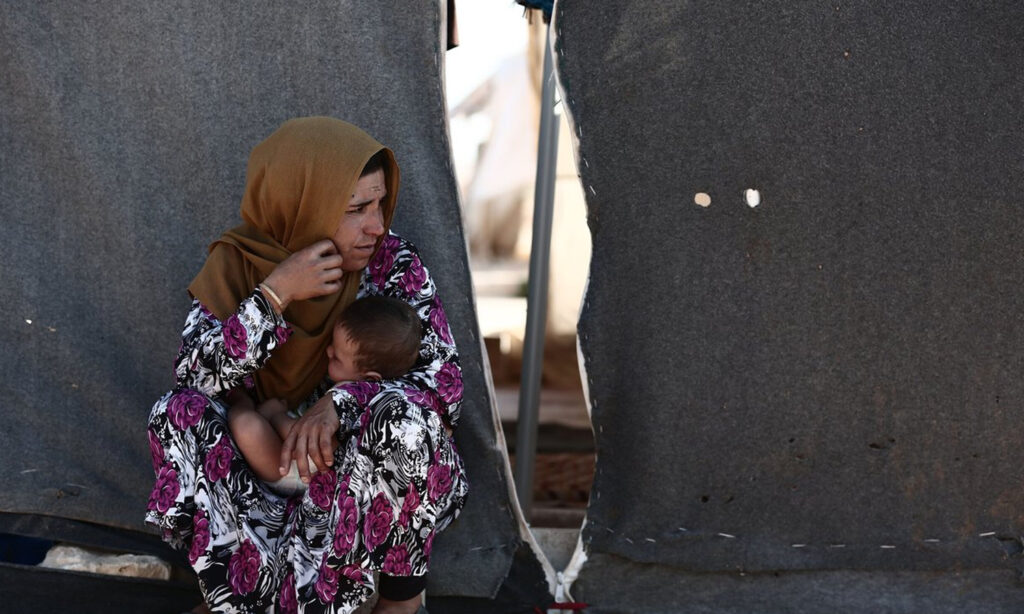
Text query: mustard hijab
189 117 399 408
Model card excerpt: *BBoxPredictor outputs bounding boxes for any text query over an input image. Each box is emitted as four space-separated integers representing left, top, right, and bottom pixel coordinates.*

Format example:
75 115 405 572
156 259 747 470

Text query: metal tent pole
514 22 560 518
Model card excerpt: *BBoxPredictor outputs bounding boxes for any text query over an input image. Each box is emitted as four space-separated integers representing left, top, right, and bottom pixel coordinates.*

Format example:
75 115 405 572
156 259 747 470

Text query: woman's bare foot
370 595 422 614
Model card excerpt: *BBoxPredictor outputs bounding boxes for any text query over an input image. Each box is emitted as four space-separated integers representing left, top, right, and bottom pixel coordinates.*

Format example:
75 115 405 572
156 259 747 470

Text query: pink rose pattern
314 559 339 604
334 476 359 554
147 428 164 471
147 233 466 612
427 461 453 503
204 436 234 482
148 464 179 513
274 324 292 345
405 388 440 415
222 314 249 359
369 235 399 288
429 297 453 344
341 564 366 584
399 482 420 528
228 539 261 595
382 544 412 576
342 380 380 406
363 493 394 552
436 362 463 404
399 256 427 296
167 388 207 431
278 572 298 614
188 509 210 565
308 468 338 510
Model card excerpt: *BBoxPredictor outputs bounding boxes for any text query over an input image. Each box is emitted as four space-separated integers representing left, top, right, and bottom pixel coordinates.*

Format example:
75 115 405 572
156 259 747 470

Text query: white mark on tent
71 383 79 389
583 157 589 168
47 326 57 332
880 545 896 549
20 469 39 474
676 527 689 532
588 185 596 195
745 189 761 208
25 319 32 324
979 532 996 538
828 544 846 548
923 538 941 543
644 538 656 543
694 193 711 208
717 533 736 539
791 544 807 548
624 537 633 544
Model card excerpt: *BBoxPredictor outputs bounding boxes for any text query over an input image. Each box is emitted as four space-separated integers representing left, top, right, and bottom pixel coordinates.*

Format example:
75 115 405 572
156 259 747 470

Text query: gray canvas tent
0 2 551 612
553 1 1024 612
8 0 1024 613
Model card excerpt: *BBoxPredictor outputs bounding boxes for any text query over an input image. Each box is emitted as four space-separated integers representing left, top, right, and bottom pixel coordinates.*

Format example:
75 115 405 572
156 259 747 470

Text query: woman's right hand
279 393 340 482
262 240 344 311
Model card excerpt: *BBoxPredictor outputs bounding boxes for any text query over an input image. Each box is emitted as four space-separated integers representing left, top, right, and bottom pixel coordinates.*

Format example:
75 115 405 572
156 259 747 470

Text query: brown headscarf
189 117 399 408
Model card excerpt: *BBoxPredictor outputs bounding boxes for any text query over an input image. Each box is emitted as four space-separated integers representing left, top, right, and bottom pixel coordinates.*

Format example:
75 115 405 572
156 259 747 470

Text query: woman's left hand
279 393 339 483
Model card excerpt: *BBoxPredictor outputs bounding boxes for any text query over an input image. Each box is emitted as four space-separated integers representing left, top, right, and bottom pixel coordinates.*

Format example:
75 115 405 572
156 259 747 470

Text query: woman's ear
363 370 383 381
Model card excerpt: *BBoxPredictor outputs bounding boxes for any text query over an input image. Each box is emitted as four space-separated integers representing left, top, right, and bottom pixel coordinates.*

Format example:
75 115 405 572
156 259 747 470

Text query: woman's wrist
259 281 289 314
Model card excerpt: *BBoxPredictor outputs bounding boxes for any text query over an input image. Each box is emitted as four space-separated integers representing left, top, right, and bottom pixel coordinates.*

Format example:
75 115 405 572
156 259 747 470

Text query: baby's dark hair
338 296 422 379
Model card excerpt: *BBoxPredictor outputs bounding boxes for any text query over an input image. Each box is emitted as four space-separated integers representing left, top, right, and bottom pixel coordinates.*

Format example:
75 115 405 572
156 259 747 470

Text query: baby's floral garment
146 233 467 613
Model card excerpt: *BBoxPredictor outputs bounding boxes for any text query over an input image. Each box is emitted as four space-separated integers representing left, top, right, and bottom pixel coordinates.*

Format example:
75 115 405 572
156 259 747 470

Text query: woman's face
333 168 387 272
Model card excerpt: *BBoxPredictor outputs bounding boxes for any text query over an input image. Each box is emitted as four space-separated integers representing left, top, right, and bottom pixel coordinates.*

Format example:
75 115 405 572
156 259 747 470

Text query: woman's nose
365 206 385 236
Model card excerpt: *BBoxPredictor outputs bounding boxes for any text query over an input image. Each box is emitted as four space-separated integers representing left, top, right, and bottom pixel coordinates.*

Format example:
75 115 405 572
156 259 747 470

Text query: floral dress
146 232 468 614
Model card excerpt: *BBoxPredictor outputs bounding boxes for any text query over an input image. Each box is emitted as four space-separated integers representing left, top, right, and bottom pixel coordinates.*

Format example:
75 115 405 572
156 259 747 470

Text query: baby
227 295 422 496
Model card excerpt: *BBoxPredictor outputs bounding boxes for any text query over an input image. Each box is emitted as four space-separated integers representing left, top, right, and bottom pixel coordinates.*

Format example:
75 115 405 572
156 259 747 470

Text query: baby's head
327 296 422 383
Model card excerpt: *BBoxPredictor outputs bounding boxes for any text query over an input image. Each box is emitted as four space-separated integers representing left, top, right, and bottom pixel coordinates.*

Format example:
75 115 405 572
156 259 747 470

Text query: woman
146 117 467 614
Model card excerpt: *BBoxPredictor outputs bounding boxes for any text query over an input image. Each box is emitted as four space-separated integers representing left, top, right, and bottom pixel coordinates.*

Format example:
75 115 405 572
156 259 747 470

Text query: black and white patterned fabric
146 232 467 613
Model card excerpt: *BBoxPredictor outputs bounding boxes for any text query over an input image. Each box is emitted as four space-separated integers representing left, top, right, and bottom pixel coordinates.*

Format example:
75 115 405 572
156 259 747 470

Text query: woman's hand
279 393 339 482
263 240 344 311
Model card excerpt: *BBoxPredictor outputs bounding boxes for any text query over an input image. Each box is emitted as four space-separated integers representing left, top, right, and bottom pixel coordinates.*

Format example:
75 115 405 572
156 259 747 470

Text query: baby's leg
227 403 284 483
260 399 340 456
254 399 309 446
259 405 298 442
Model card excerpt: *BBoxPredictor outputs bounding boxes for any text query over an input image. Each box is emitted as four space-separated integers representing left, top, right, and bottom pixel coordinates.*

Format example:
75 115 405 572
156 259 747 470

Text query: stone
39 544 171 581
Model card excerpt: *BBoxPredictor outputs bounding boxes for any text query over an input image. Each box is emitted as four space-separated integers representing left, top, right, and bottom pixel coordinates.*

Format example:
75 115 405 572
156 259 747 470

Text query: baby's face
326 325 364 383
